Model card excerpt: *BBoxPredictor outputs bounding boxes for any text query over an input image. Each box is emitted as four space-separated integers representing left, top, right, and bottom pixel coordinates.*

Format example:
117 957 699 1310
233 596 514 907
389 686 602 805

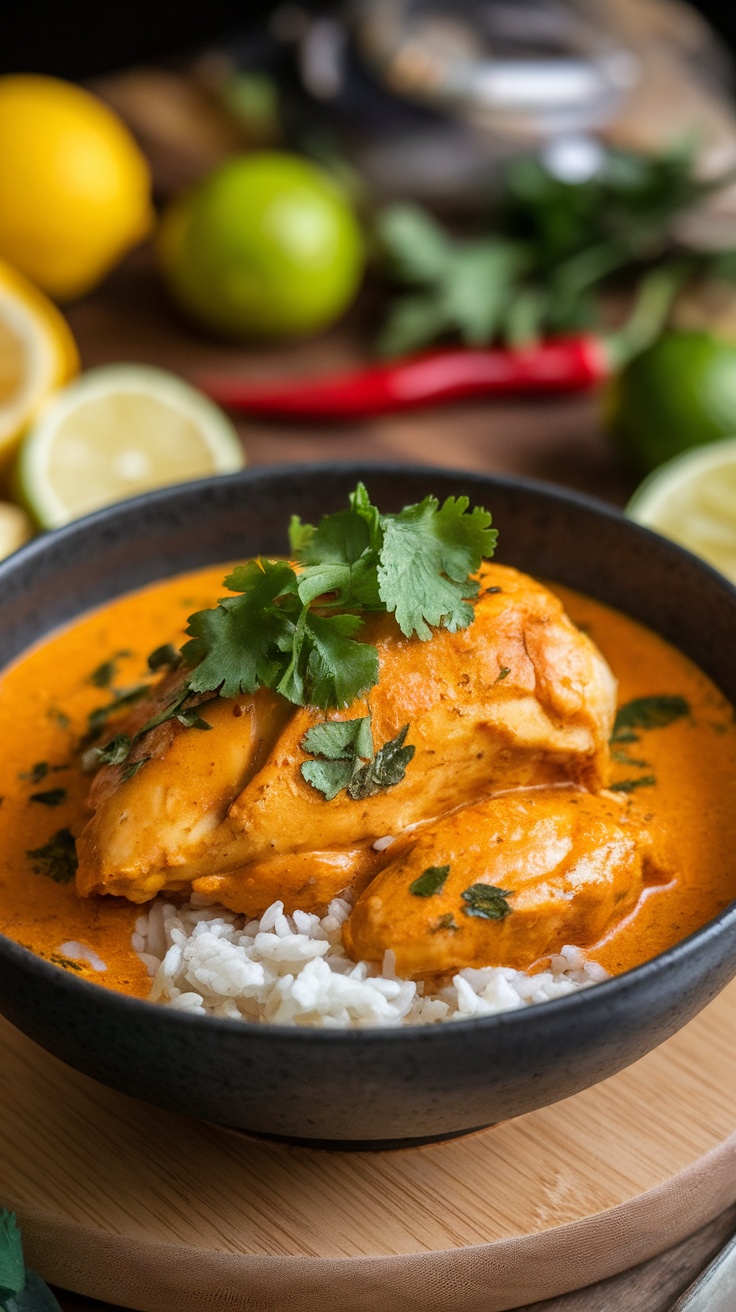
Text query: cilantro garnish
495 666 510 683
83 685 149 746
610 775 656 794
410 865 450 897
461 883 514 920
181 483 495 710
611 695 689 744
300 714 415 801
84 484 496 775
29 789 66 807
147 643 182 673
432 912 459 933
27 829 78 884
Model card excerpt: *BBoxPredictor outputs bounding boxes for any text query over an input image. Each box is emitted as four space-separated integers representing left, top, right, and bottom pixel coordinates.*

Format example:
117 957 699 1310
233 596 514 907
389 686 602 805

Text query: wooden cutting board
2 980 736 1312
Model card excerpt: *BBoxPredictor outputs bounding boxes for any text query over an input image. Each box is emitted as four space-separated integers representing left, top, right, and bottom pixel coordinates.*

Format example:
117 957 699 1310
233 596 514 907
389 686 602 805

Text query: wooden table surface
43 250 732 1312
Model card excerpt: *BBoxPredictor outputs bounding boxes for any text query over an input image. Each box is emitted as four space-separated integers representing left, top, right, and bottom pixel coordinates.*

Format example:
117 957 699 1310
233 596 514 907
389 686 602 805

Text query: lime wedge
626 437 736 582
16 364 245 528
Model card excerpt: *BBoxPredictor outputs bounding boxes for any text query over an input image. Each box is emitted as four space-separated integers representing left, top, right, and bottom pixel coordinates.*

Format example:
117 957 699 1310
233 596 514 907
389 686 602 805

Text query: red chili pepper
198 335 611 421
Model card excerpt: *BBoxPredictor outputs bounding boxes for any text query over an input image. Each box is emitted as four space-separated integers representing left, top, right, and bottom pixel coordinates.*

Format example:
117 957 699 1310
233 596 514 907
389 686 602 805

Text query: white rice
133 894 608 1028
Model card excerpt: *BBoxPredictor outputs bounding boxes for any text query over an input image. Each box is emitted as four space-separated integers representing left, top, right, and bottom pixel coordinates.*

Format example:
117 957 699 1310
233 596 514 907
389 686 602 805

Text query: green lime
605 330 736 476
157 152 365 340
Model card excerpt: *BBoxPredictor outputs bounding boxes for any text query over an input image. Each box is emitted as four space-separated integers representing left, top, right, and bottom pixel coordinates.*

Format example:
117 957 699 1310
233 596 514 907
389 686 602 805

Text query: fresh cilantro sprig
300 714 415 800
181 482 495 708
89 483 496 774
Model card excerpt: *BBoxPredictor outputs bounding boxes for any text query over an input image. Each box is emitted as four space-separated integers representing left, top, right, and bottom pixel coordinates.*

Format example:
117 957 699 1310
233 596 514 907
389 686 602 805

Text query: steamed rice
132 894 608 1028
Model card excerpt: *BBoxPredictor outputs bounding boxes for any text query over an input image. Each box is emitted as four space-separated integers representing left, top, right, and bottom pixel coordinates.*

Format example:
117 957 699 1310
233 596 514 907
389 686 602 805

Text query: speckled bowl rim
1 459 735 1045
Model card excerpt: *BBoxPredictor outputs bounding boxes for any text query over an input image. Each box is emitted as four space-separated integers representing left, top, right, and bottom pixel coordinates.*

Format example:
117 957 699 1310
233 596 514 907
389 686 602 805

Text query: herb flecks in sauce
611 695 690 744
29 788 66 807
147 643 182 673
410 865 450 897
610 776 657 794
27 829 78 884
461 883 515 920
300 714 415 801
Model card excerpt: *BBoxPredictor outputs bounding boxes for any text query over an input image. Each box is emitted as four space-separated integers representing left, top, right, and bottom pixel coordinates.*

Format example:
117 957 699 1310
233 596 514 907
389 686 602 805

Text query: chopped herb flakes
410 865 450 897
84 685 149 745
610 775 656 794
21 762 50 785
611 695 689 744
122 757 149 781
27 828 78 884
29 788 66 807
48 953 83 973
147 643 182 673
495 666 510 682
89 659 117 689
300 714 415 801
610 749 650 767
47 707 70 730
461 883 514 920
432 912 459 932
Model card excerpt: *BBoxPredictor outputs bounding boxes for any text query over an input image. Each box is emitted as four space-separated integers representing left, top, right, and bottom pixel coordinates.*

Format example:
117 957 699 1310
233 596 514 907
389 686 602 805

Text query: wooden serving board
2 980 736 1312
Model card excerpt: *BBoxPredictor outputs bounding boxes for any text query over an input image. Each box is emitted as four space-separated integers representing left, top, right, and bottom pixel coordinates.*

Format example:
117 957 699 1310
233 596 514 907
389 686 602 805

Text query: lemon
0 75 153 300
0 257 79 472
626 438 736 582
157 152 365 339
605 331 736 477
16 364 245 529
0 502 33 561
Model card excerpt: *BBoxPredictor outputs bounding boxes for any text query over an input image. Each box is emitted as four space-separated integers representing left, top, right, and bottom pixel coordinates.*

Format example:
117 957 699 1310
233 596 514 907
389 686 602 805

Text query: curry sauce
0 565 734 997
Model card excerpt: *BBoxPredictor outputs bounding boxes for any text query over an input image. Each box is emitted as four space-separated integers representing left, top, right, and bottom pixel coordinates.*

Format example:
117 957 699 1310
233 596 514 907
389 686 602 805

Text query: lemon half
0 257 79 471
17 364 245 528
626 437 736 583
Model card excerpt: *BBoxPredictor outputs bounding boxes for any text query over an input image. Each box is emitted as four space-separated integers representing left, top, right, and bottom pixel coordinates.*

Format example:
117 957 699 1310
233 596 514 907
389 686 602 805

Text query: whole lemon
0 75 153 300
157 153 365 339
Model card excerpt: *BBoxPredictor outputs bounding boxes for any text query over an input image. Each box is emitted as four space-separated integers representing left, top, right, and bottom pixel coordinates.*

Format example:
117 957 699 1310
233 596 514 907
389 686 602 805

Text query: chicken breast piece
77 563 618 912
343 788 669 977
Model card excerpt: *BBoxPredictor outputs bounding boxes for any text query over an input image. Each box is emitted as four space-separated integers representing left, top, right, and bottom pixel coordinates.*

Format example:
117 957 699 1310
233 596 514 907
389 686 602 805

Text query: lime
0 75 153 301
0 256 79 472
627 438 736 582
157 152 365 339
16 364 245 528
605 331 736 476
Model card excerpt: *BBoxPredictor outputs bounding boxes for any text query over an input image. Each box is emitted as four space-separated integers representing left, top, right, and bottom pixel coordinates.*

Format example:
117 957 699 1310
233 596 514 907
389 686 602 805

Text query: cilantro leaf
0 1210 25 1300
96 734 132 767
29 788 66 807
461 883 514 920
300 758 356 801
611 695 690 744
300 715 414 800
347 724 414 799
410 865 450 897
609 775 656 793
288 514 316 556
183 559 299 698
301 717 373 761
378 495 497 639
293 508 382 610
147 643 182 673
27 829 78 884
279 610 378 710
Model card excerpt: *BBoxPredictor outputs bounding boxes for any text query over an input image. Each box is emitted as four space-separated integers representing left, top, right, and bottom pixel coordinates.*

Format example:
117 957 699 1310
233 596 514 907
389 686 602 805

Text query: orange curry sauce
0 567 735 998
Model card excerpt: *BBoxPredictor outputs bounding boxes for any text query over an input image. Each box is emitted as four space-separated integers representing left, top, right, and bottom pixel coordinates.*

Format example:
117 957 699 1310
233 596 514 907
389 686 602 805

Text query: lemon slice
0 501 33 560
0 257 79 468
17 363 246 528
626 437 736 583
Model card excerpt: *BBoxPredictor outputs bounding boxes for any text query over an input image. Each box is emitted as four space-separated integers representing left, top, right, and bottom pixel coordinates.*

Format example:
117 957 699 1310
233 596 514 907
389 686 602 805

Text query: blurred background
3 0 736 579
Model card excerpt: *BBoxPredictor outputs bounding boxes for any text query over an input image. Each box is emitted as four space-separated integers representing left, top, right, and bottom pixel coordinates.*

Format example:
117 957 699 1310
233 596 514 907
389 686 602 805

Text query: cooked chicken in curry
72 559 667 976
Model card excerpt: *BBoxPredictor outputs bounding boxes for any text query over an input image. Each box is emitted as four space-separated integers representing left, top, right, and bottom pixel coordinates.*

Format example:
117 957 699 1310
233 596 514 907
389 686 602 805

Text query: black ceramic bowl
1 462 736 1148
